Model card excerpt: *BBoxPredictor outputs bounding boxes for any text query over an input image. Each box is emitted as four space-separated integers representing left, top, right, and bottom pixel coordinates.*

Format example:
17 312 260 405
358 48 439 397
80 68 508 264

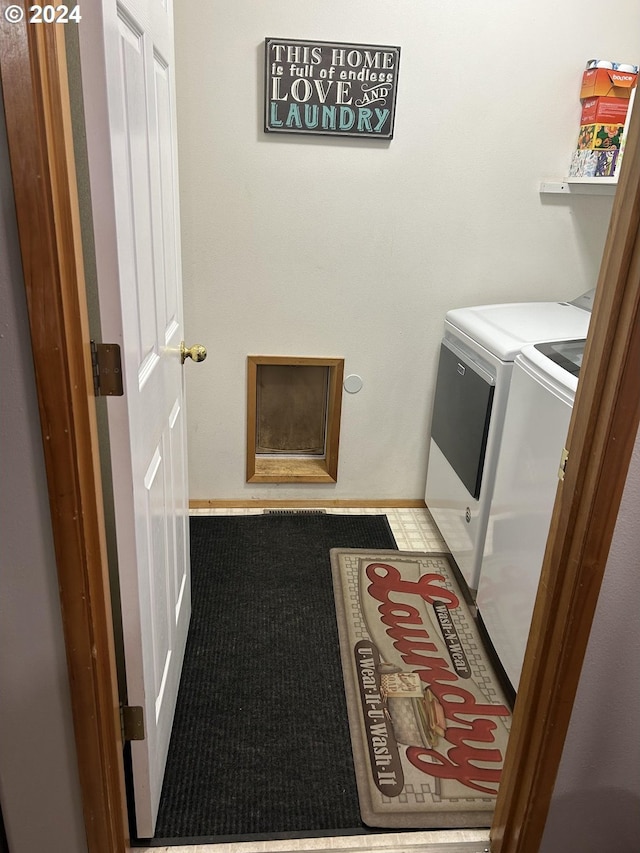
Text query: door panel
80 0 190 837
430 340 495 499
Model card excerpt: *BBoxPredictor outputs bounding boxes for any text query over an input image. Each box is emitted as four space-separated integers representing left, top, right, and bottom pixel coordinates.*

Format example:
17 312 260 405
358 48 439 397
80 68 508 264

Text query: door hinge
120 705 145 741
558 447 569 481
91 341 124 397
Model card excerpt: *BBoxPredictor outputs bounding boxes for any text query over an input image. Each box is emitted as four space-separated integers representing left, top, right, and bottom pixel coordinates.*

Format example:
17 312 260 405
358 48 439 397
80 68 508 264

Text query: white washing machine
475 338 585 691
425 296 592 595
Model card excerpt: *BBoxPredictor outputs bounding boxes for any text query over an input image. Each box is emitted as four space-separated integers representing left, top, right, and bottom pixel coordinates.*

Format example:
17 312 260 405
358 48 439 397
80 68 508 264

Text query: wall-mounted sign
264 38 400 140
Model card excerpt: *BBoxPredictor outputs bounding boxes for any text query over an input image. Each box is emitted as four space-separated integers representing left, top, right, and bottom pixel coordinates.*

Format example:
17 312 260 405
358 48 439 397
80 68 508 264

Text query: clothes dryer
475 339 585 691
425 299 591 595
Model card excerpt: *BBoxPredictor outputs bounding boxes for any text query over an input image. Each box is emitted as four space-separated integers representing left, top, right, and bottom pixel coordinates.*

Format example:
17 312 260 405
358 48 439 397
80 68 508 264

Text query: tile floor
138 507 491 853
139 828 491 853
189 506 449 555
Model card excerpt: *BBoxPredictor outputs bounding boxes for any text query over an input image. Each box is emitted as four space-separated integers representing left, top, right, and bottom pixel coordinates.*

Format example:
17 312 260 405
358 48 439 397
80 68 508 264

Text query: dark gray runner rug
149 513 397 844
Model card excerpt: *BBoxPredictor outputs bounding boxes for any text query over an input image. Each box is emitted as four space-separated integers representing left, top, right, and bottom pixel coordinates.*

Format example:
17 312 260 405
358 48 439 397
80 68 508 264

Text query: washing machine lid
445 301 592 361
534 338 585 377
517 341 584 399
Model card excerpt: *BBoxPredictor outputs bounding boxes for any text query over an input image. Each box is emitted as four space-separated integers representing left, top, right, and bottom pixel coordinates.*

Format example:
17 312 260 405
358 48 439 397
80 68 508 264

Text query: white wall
175 0 639 501
0 95 87 853
540 423 640 853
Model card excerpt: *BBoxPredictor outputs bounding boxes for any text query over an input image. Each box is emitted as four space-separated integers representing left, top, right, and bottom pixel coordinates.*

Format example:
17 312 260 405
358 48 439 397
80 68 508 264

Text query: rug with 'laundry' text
330 549 512 829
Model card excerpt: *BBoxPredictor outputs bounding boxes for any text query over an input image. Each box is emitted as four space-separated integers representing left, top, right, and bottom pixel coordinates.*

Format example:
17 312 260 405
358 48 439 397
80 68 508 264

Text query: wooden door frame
1 9 638 853
0 11 129 852
491 101 640 850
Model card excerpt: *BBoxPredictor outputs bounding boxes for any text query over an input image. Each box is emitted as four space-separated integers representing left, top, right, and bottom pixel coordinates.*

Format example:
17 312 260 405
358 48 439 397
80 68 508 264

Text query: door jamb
491 100 640 851
0 11 128 852
1 9 639 853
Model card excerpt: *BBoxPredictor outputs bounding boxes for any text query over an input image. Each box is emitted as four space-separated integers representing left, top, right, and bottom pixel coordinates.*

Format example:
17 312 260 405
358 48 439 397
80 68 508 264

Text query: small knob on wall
180 342 207 364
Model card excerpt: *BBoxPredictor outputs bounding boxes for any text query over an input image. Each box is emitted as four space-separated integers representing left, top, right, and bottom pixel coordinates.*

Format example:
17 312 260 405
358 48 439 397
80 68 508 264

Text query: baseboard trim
189 499 427 509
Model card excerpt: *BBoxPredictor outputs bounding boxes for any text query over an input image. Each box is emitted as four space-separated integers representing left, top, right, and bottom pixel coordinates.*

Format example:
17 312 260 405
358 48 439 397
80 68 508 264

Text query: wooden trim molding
491 99 640 852
0 11 128 853
246 355 344 482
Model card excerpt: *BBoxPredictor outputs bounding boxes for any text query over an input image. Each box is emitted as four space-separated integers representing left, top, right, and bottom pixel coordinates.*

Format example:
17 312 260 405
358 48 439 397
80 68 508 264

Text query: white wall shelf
539 177 617 195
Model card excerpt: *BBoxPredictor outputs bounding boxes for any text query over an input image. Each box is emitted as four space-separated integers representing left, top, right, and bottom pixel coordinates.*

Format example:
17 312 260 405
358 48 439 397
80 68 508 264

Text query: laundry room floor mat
150 514 398 844
330 549 512 829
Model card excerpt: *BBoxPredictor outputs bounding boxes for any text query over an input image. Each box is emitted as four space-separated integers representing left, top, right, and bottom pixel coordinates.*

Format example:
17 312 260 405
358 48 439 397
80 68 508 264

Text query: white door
79 0 198 837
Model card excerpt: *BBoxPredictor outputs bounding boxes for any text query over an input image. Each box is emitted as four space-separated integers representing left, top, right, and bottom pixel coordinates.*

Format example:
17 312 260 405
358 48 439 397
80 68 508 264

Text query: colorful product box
576 123 624 150
569 149 618 178
580 96 629 125
580 67 637 99
569 149 596 177
594 149 619 176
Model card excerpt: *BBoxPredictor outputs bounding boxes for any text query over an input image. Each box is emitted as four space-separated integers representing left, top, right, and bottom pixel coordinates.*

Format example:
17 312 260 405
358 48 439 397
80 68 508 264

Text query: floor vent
263 509 327 515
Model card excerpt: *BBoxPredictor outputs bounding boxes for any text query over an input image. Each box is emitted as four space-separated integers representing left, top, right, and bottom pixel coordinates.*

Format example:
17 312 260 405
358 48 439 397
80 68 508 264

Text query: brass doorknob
180 342 207 364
